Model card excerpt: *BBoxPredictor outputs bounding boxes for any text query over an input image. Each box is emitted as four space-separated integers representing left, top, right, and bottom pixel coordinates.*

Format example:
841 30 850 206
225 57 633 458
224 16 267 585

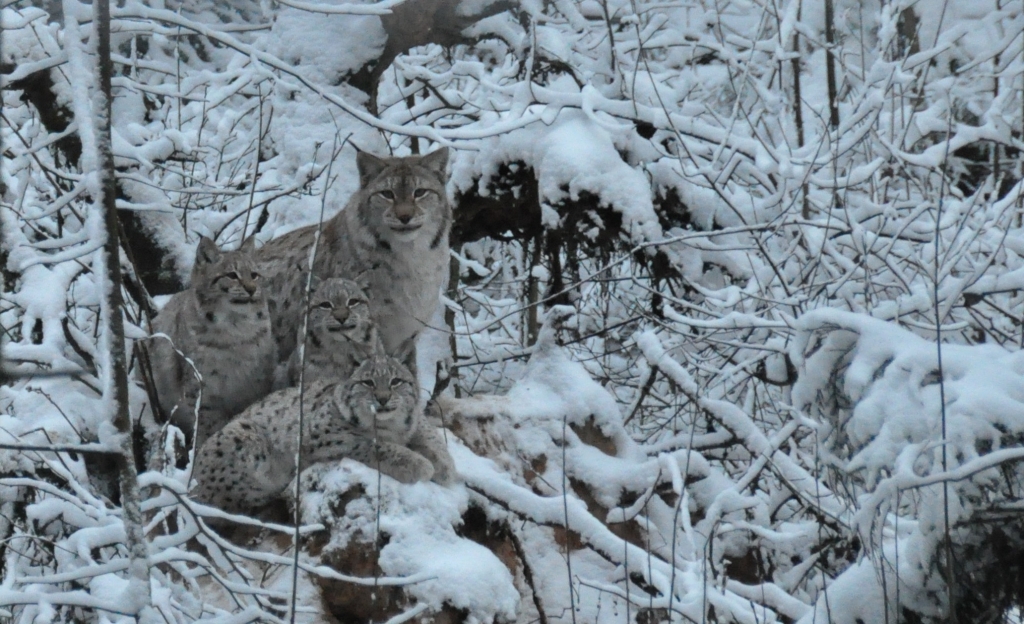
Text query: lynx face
192 236 264 309
356 149 450 244
336 354 418 438
306 278 373 346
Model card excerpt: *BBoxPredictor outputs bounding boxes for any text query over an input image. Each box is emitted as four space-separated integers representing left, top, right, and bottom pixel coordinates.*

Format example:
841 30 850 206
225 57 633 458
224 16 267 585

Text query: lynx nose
397 214 412 224
374 389 391 407
334 307 350 323
242 281 258 296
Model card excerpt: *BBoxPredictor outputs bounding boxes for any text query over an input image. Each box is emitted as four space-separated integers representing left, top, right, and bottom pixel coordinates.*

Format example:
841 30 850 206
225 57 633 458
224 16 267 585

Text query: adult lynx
255 149 451 371
147 237 275 447
191 354 456 514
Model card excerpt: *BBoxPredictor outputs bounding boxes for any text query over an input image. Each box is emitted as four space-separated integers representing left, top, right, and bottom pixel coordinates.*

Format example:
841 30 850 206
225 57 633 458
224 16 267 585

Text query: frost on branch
793 310 1024 623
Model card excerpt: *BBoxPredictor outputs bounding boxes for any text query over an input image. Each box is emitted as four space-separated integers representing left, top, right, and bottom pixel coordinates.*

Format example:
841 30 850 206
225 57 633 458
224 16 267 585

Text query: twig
288 128 349 624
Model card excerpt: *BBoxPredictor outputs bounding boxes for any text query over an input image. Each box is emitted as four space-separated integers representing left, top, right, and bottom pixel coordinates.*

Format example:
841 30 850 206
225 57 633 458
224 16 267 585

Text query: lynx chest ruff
361 236 449 355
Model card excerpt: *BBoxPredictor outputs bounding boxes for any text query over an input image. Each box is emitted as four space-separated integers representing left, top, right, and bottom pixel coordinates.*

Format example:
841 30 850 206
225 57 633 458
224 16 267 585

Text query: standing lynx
255 149 450 371
191 354 456 514
282 277 380 387
147 236 275 447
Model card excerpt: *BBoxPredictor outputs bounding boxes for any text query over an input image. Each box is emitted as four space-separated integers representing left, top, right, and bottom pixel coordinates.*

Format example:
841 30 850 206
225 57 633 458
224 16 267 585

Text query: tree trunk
94 0 153 610
824 0 840 129
792 0 810 218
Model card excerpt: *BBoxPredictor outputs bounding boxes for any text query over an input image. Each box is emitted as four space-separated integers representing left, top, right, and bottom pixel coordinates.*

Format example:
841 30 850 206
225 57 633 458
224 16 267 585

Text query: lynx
147 236 275 448
254 149 451 373
282 277 379 388
191 354 456 515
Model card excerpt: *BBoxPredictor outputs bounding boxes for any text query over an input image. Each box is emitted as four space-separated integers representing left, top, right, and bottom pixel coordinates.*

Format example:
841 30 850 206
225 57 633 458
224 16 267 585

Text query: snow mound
451 111 662 243
300 460 520 623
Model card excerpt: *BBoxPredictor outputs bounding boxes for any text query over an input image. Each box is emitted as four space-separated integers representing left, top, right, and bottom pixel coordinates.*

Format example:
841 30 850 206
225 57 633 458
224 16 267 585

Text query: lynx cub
255 149 451 371
283 277 379 387
148 236 275 448
191 354 456 514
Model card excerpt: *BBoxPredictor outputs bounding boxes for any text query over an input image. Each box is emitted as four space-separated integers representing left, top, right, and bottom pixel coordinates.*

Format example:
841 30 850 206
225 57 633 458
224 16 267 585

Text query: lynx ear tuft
238 236 257 253
352 269 372 293
356 151 389 188
195 236 222 265
392 338 417 375
419 147 449 176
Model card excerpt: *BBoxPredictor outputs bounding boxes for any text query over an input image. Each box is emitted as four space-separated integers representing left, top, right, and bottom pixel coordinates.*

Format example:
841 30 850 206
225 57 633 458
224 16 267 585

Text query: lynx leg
308 434 434 484
408 424 457 485
191 420 291 514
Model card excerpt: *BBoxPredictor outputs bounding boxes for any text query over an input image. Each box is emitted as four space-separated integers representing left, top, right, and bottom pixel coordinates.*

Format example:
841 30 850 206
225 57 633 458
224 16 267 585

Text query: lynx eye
251 272 260 280
360 379 376 388
413 188 429 199
389 378 404 388
378 190 395 200
347 298 364 306
317 302 333 309
225 271 239 280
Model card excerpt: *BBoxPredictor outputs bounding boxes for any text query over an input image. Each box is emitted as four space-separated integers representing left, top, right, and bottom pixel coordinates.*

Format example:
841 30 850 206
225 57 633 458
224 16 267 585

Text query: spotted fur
191 354 456 515
147 236 275 448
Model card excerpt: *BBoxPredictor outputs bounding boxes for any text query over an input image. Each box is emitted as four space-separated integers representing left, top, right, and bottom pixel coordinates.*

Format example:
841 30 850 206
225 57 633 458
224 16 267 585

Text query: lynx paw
429 455 457 486
409 426 458 486
381 451 434 484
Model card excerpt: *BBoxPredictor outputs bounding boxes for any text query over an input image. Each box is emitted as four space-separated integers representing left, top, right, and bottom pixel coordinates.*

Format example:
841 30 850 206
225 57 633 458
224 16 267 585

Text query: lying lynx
282 277 380 387
147 236 275 448
191 354 456 515
255 149 451 372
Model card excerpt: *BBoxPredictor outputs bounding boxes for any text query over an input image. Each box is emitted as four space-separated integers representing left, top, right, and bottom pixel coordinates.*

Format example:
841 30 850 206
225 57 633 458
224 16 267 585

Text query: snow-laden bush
793 310 1024 623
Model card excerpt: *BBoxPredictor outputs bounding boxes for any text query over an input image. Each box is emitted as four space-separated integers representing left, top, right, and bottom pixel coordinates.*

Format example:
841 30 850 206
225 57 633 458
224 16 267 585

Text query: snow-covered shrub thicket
3 0 1024 621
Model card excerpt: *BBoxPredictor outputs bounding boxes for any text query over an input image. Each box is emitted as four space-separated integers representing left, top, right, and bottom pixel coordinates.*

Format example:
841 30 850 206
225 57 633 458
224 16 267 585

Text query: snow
796 557 890 624
450 111 663 243
300 462 520 623
792 308 1024 616
507 337 619 429
6 0 1024 621
267 5 385 86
